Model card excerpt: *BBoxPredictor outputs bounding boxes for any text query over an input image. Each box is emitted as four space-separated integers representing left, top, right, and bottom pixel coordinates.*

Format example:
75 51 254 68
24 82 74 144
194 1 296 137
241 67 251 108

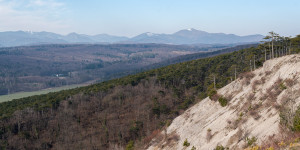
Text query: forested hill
0 35 299 149
144 44 258 70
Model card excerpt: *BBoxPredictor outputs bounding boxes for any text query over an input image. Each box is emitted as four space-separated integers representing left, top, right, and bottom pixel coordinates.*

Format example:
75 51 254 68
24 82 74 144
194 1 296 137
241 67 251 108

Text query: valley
0 43 226 96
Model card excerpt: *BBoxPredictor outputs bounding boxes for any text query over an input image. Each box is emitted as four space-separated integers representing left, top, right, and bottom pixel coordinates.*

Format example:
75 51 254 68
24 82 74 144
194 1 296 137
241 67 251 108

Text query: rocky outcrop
147 54 300 150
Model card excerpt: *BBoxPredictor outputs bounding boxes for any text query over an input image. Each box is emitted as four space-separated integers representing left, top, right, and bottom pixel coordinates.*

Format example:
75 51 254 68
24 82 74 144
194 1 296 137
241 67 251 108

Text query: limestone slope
147 54 300 150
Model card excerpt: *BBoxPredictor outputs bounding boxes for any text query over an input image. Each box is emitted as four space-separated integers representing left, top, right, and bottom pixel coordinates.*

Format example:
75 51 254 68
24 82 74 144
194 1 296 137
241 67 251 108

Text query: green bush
293 106 300 131
126 140 134 150
279 82 287 90
178 97 195 110
280 106 300 131
183 139 190 147
130 121 143 136
160 104 171 114
246 136 257 146
152 98 160 111
208 89 217 100
218 97 228 107
215 145 225 150
198 92 207 100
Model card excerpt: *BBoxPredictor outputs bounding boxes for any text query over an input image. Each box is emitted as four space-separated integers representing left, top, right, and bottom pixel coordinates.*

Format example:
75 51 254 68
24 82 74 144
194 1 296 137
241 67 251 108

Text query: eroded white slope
147 54 300 150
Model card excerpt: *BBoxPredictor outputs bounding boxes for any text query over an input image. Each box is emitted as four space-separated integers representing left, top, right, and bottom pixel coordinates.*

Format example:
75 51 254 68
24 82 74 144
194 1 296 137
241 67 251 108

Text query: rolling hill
0 29 264 47
129 28 264 45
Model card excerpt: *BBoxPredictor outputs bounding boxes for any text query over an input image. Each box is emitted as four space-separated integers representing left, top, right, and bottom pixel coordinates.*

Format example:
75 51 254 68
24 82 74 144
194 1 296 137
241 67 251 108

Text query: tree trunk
272 38 274 59
213 75 216 89
289 42 292 54
235 67 237 80
268 42 271 59
250 60 252 72
265 48 267 61
253 56 256 70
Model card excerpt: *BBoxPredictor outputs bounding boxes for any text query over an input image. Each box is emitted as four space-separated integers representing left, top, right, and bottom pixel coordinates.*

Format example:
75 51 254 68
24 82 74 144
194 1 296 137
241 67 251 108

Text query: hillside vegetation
148 54 300 150
0 34 299 149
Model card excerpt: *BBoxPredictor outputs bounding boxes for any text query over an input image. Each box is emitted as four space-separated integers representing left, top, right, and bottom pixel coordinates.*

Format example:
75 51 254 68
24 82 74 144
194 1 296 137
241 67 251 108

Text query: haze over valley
1 43 227 95
0 0 300 150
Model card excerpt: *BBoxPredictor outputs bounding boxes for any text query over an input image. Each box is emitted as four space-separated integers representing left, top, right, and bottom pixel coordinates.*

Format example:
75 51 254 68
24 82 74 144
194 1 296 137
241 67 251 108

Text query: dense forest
0 33 299 149
143 44 258 70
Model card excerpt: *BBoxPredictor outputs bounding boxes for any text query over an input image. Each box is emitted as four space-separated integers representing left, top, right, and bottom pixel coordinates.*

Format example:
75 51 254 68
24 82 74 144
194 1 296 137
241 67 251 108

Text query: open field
0 83 88 103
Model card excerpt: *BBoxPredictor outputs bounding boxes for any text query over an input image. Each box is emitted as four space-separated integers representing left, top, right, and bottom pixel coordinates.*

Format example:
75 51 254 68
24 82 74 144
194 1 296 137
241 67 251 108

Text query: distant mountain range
0 29 264 47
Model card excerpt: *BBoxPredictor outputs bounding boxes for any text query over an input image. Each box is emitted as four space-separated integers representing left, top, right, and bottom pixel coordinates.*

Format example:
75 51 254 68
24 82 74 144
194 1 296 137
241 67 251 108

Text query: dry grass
247 93 255 101
279 95 290 105
260 93 268 101
251 79 262 91
272 102 281 110
260 130 300 150
162 132 180 148
228 115 248 130
264 100 277 108
240 101 251 113
249 109 261 120
228 119 239 130
246 102 261 117
285 78 295 87
227 128 243 146
239 72 255 85
244 72 255 79
265 78 284 102
265 71 272 76
206 129 213 142
143 129 162 145
210 94 220 101
260 77 266 84
225 93 233 102
227 119 232 125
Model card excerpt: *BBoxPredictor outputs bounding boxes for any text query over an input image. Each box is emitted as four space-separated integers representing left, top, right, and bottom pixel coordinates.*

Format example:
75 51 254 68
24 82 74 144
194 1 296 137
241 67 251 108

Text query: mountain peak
181 28 205 32
186 28 196 31
0 29 264 47
145 32 156 36
174 28 208 34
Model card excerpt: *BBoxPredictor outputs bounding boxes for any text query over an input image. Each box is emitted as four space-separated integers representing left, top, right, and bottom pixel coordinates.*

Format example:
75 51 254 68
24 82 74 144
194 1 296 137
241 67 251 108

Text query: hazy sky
0 0 299 37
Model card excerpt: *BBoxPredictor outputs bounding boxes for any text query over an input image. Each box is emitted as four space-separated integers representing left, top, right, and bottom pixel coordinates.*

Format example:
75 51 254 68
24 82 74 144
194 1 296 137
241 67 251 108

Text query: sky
0 0 299 37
